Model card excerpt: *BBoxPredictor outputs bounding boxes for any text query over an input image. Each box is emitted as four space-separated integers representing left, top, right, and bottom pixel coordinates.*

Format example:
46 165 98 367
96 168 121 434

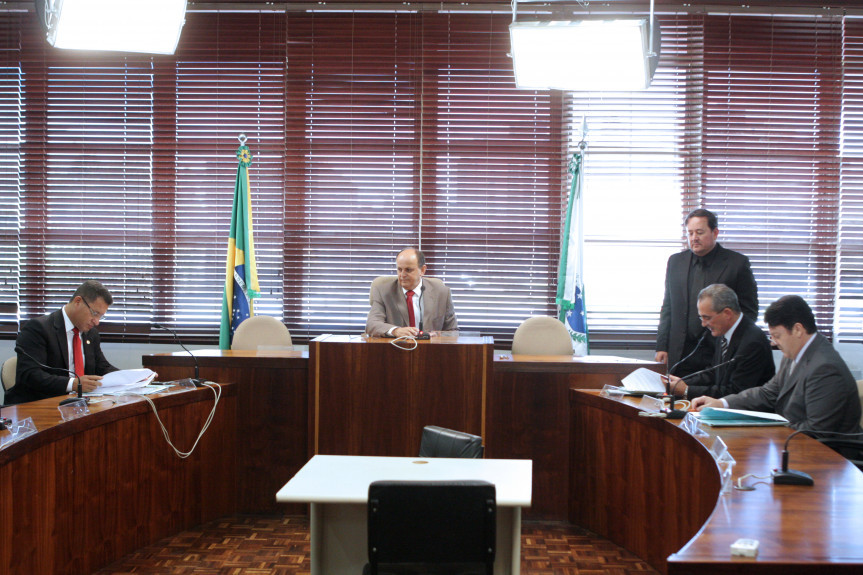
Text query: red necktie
72 327 84 377
406 290 416 328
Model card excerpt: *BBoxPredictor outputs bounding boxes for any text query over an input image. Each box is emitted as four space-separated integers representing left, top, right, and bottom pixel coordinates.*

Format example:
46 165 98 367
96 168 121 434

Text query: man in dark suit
6 280 118 404
655 209 758 376
666 284 774 400
692 295 862 436
365 248 457 337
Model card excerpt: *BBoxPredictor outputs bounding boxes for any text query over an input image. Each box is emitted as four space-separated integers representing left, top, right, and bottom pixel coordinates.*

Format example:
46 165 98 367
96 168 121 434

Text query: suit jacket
725 333 862 435
656 243 758 370
365 277 458 337
6 309 118 404
684 315 774 399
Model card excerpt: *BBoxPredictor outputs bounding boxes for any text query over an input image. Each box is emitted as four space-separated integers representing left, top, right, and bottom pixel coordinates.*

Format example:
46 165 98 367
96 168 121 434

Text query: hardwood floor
94 515 658 575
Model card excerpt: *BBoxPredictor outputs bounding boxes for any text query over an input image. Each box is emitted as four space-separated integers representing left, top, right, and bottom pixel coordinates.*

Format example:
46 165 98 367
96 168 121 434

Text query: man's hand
691 396 723 411
392 327 420 338
77 374 103 393
663 374 687 397
655 351 668 364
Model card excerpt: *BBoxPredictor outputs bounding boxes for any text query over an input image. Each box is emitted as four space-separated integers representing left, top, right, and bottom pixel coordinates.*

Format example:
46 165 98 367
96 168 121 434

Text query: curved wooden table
569 390 863 574
0 385 237 575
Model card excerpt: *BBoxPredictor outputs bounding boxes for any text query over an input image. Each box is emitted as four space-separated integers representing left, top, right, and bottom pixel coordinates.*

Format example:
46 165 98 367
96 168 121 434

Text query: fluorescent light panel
47 0 187 55
510 20 654 91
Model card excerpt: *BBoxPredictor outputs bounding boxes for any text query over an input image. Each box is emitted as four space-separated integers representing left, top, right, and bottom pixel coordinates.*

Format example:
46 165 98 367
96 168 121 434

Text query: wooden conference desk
0 385 237 575
143 344 659 519
569 390 863 574
276 454 532 575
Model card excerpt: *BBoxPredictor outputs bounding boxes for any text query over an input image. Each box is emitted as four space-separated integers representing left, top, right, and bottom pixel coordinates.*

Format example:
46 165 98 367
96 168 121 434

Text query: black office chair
817 438 863 471
364 480 496 575
418 425 484 459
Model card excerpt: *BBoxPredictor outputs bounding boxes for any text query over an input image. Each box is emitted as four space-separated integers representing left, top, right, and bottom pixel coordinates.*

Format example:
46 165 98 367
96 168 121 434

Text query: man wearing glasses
665 283 774 401
6 280 118 404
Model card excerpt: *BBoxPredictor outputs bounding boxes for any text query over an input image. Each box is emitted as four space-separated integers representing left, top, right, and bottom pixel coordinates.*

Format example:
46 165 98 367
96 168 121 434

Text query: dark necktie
687 258 706 340
72 327 84 377
720 336 729 361
406 290 416 328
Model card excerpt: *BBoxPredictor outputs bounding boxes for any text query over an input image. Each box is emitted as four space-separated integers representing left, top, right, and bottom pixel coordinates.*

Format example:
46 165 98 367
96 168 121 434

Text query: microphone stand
663 330 709 419
15 346 86 405
773 429 814 485
415 284 430 340
154 323 203 386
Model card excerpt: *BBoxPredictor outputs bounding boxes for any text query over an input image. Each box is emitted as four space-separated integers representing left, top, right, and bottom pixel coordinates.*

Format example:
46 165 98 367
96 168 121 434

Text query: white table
276 455 533 575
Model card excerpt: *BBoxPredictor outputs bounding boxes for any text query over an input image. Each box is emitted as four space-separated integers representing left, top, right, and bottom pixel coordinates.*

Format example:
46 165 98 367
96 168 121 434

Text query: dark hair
685 208 718 231
764 295 817 334
71 280 113 306
398 247 426 267
698 283 741 314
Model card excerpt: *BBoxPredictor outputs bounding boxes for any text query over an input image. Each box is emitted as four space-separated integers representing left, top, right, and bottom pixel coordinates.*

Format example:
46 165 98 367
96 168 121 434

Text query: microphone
773 429 863 486
773 429 815 485
668 328 710 376
15 346 86 406
154 323 203 386
663 329 709 419
415 285 430 340
675 356 738 390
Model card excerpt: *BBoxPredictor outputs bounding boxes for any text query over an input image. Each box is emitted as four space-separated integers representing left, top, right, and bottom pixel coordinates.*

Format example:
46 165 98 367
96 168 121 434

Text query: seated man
365 247 457 337
667 283 774 400
692 295 862 436
6 280 118 404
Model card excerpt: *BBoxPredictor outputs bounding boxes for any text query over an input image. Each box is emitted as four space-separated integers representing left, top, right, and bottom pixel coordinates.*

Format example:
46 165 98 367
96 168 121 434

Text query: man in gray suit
365 248 458 337
692 295 862 436
656 209 759 376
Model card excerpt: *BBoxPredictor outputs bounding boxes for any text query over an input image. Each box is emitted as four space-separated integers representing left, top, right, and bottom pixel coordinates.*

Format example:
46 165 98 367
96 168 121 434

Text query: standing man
692 295 862 436
666 284 774 400
7 280 118 404
656 209 758 376
365 248 458 337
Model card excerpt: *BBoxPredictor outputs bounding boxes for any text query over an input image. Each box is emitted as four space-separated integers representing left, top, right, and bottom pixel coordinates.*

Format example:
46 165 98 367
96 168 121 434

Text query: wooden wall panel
143 351 308 514
0 387 236 575
309 336 493 457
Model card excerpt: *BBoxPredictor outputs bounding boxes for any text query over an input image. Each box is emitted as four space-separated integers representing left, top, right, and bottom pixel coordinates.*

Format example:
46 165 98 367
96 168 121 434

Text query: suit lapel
705 245 729 285
392 282 410 327
776 336 819 404
51 310 71 369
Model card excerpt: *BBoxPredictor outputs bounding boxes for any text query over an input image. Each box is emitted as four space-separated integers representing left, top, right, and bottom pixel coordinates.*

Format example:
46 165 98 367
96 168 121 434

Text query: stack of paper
620 368 666 394
696 407 789 427
95 369 157 392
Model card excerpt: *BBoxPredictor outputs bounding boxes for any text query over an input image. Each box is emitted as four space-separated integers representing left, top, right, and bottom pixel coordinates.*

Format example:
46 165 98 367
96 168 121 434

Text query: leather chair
231 315 292 350
511 316 573 355
818 379 863 470
1 356 16 392
419 425 484 459
364 480 496 575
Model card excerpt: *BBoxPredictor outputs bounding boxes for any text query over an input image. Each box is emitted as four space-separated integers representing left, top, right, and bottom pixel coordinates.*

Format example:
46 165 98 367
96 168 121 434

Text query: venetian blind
284 12 566 343
699 15 843 337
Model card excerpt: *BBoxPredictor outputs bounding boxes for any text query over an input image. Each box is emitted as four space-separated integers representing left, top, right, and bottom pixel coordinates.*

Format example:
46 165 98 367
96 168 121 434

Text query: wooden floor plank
94 515 658 575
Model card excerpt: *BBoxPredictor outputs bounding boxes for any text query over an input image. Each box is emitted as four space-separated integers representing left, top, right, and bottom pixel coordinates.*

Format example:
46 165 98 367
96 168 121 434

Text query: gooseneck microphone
415 285 430 340
663 329 710 419
773 429 816 486
15 345 85 405
668 328 710 376
773 429 863 486
679 356 737 383
154 323 203 386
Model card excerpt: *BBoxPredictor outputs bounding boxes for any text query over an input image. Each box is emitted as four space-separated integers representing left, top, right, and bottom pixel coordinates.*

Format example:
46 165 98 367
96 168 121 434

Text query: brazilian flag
219 144 260 349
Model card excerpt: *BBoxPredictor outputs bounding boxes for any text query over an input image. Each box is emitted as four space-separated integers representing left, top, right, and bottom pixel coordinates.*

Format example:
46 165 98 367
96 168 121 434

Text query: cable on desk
390 336 418 351
734 472 773 491
124 382 222 459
